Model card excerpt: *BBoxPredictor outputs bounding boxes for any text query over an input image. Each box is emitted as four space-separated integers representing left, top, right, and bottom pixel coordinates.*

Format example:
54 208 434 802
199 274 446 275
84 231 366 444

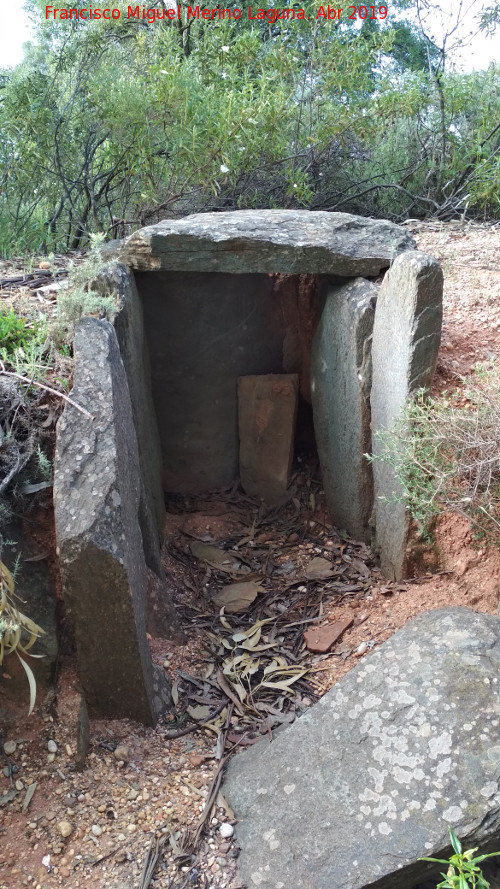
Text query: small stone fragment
91 824 102 837
303 617 353 653
114 745 129 762
47 740 58 753
3 741 16 755
58 821 72 838
15 779 24 791
219 823 234 839
188 754 205 768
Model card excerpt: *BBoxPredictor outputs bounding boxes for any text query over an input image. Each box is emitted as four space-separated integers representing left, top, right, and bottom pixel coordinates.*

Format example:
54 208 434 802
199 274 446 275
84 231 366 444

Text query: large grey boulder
224 607 500 889
119 210 415 275
53 318 172 725
371 252 443 579
311 278 376 541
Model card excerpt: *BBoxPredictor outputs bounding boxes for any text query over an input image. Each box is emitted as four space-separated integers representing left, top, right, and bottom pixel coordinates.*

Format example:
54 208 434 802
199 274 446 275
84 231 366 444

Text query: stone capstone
119 210 416 276
224 607 500 889
371 251 443 580
311 278 376 542
53 317 171 725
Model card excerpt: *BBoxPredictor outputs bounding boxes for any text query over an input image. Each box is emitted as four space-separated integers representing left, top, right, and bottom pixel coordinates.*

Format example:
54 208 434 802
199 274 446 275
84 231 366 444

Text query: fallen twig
0 363 94 420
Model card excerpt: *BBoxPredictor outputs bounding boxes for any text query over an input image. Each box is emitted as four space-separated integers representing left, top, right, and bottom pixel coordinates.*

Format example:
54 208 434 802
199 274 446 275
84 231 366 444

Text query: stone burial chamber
53 209 443 723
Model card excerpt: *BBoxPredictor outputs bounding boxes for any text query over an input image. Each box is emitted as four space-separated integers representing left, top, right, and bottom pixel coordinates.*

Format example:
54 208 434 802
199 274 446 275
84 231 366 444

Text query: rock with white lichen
224 607 500 889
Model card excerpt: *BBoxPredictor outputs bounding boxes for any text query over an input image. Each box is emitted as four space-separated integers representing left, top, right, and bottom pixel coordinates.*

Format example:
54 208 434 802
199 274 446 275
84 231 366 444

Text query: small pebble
356 641 369 655
114 746 129 762
3 741 16 756
47 740 58 753
91 824 102 837
15 779 24 791
219 823 234 839
58 821 72 838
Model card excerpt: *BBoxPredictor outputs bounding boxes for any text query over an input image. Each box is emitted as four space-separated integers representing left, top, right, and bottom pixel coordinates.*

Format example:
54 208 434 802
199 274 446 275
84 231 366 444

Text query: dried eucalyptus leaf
22 781 37 811
216 791 235 820
186 705 212 722
213 581 263 614
190 541 242 573
306 557 334 580
351 558 371 578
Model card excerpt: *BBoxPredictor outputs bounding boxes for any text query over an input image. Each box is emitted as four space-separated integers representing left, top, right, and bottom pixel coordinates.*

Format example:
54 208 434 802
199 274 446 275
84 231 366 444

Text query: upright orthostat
53 318 172 725
371 251 443 579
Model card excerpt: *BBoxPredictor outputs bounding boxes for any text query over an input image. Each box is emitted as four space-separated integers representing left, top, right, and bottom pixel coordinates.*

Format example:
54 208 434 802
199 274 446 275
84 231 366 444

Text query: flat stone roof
119 209 416 276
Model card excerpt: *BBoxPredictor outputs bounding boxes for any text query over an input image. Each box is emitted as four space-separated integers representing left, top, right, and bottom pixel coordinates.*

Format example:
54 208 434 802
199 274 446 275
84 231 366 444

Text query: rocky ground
0 219 499 889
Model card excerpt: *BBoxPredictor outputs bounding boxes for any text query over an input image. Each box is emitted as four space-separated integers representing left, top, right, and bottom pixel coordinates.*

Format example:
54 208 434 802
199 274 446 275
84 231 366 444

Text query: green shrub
369 367 500 546
55 234 118 344
0 309 44 360
420 826 500 889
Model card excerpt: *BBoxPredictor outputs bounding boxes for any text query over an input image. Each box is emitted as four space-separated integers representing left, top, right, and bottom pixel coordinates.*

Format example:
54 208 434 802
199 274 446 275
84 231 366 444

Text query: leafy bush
0 309 44 361
420 826 500 889
55 234 118 343
370 367 500 545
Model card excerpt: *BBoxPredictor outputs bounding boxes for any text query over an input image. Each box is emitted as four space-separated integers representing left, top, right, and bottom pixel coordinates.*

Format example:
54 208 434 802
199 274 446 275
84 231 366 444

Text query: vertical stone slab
96 263 184 642
238 374 299 506
96 264 164 562
311 278 376 542
53 318 172 725
371 251 443 580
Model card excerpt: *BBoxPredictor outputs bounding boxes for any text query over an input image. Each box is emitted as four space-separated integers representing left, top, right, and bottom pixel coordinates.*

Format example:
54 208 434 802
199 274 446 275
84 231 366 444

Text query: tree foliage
0 0 498 254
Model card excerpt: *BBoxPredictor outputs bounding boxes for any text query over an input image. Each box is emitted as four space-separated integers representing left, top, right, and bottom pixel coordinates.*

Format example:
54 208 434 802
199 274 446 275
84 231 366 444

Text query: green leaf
449 828 463 856
419 858 451 865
